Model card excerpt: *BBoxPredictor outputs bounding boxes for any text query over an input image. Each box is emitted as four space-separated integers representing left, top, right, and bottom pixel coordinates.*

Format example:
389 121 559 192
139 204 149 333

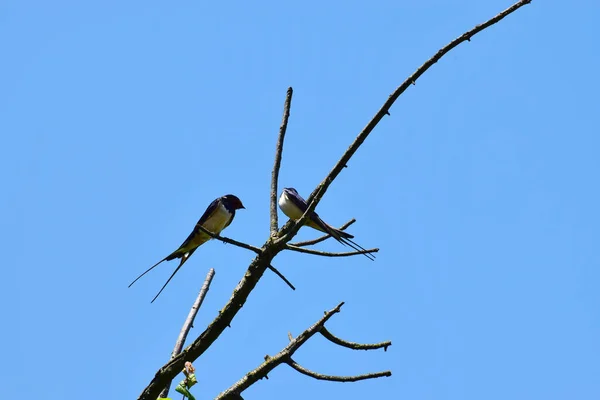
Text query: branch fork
216 302 392 399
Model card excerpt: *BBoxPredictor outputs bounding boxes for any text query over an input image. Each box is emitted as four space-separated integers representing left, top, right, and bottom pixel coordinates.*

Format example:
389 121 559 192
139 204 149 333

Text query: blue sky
3 0 600 399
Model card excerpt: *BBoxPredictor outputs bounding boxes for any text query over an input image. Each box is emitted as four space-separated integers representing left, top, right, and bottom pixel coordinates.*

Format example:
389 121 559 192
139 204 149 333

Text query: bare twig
138 3 532 398
290 219 356 247
200 225 294 289
216 302 391 399
159 268 216 399
287 359 392 382
267 264 296 290
271 87 294 237
320 327 391 351
216 302 345 399
278 0 533 243
286 244 379 258
195 225 261 253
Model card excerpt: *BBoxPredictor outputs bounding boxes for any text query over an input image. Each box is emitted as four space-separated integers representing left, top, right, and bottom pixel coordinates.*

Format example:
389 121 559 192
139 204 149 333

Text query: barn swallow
129 194 245 302
278 188 374 260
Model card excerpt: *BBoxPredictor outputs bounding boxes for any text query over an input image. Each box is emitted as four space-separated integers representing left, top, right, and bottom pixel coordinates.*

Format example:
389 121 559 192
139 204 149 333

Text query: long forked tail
128 257 168 288
149 247 197 303
324 223 376 261
337 234 376 261
150 256 186 303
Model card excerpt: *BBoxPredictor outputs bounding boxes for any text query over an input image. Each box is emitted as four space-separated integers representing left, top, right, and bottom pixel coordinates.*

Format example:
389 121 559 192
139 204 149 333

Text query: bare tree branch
320 326 391 351
287 359 392 382
267 264 295 290
270 87 294 237
277 0 533 244
138 3 532 398
215 302 345 399
216 302 391 399
195 225 261 253
159 268 216 399
139 252 282 400
198 226 294 289
286 244 379 258
290 219 356 247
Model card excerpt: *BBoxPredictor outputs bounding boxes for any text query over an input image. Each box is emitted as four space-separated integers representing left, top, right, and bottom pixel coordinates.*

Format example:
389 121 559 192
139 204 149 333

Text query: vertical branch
270 87 294 236
159 268 216 399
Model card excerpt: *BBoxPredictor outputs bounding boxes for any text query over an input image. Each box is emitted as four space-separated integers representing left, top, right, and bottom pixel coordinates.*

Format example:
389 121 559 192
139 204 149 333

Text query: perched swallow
129 194 245 302
278 187 374 260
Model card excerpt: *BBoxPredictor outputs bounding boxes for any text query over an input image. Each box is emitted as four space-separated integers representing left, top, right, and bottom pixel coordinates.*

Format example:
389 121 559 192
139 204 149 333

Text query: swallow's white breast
202 203 232 234
278 192 304 220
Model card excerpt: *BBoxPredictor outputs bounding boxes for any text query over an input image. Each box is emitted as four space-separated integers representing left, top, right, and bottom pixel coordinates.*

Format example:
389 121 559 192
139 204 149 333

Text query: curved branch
277 0 533 243
290 219 356 247
320 326 391 351
270 87 294 236
195 225 261 253
287 359 392 382
286 244 379 258
215 302 345 399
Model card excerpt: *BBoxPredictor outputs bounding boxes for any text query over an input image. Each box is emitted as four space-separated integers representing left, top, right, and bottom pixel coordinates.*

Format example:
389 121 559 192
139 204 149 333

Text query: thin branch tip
158 268 215 398
285 244 378 258
267 264 296 290
320 327 391 351
270 88 294 236
287 359 391 382
196 225 260 253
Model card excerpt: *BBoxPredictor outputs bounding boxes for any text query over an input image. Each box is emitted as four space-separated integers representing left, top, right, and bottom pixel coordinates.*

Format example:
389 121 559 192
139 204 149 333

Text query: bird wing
173 197 222 256
285 189 310 213
285 190 336 235
287 190 374 261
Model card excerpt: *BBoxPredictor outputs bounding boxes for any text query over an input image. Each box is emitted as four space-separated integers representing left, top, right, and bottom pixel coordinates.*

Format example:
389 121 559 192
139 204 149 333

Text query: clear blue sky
3 1 599 399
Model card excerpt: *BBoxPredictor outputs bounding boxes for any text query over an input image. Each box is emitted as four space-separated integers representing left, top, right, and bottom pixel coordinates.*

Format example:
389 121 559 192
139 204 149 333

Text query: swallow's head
282 187 299 197
222 194 245 210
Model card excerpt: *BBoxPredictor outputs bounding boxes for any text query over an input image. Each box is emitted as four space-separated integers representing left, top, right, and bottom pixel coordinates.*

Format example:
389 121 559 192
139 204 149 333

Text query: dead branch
267 264 296 290
216 302 390 399
270 87 294 236
320 326 391 351
159 268 216 399
285 244 379 258
195 225 261 253
287 359 391 382
139 253 278 400
215 302 344 399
